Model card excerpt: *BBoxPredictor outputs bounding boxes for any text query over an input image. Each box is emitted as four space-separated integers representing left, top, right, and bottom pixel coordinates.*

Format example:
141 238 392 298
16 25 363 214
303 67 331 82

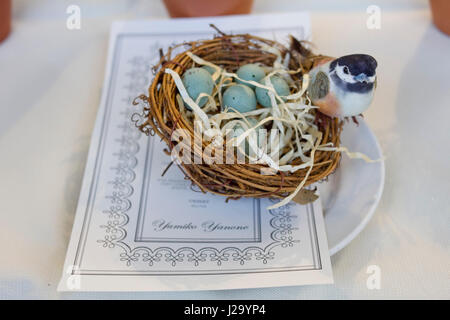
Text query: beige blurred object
0 0 12 43
429 0 450 35
163 0 253 17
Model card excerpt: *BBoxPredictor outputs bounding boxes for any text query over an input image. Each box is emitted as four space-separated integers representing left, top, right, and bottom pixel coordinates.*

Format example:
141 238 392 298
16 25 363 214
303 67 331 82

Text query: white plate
318 119 385 255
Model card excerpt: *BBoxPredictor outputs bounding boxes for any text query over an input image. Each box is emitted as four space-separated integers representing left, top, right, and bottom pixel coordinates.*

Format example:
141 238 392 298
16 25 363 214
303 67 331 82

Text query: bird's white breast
331 80 374 117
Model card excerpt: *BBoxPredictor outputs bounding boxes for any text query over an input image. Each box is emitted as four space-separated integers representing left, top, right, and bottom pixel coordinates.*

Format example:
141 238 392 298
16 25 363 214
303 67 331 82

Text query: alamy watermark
66 5 81 30
168 120 288 176
366 264 381 290
65 265 81 290
366 5 381 30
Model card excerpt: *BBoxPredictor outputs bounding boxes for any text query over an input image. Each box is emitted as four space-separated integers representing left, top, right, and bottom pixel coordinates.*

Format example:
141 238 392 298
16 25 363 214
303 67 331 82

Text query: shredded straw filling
164 48 376 209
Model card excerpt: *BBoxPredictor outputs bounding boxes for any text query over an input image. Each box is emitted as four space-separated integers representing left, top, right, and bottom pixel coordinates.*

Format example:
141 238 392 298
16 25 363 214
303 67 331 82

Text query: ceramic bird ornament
307 54 378 118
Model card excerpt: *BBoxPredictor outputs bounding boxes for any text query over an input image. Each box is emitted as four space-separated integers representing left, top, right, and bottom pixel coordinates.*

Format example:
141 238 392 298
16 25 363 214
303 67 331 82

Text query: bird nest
133 31 343 208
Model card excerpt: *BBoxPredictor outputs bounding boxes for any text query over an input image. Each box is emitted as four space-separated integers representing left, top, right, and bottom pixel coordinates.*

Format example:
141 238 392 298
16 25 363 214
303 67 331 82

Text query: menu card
58 12 333 291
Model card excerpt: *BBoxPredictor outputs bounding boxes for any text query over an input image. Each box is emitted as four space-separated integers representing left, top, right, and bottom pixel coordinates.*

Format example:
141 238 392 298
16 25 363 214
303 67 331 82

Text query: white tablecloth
0 0 449 299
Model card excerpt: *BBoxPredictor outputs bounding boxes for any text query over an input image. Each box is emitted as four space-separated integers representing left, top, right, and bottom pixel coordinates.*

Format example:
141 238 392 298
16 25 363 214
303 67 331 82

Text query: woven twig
134 33 342 200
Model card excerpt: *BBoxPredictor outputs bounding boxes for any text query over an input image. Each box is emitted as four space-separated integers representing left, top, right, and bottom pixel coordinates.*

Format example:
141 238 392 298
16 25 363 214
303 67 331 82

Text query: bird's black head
330 54 378 93
332 54 377 77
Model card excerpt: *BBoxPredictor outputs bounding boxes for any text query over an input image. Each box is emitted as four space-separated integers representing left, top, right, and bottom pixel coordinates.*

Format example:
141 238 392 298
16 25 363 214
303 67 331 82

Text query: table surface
0 0 449 299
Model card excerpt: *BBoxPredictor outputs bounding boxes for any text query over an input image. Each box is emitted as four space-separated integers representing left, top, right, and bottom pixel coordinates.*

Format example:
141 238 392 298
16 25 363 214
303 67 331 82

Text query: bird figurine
307 54 378 119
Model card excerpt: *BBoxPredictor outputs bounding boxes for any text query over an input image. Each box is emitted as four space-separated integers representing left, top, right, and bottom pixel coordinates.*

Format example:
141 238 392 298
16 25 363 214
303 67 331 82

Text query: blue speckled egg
201 65 223 84
182 67 214 108
223 84 257 113
236 64 266 89
201 65 216 75
255 76 290 108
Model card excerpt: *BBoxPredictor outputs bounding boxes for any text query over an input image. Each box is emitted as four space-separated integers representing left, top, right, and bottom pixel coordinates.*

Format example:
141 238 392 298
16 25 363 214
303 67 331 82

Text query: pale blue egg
201 65 224 84
255 76 290 108
223 84 257 113
182 67 214 108
236 64 265 89
201 65 216 75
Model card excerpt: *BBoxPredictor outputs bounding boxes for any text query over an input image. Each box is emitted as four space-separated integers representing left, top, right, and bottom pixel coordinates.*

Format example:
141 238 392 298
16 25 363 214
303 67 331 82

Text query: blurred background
0 0 449 299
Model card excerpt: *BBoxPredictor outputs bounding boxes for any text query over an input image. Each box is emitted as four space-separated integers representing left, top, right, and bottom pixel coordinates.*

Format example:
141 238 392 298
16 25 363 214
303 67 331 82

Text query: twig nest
255 75 290 108
182 67 214 108
223 84 257 113
236 64 266 89
136 33 343 208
